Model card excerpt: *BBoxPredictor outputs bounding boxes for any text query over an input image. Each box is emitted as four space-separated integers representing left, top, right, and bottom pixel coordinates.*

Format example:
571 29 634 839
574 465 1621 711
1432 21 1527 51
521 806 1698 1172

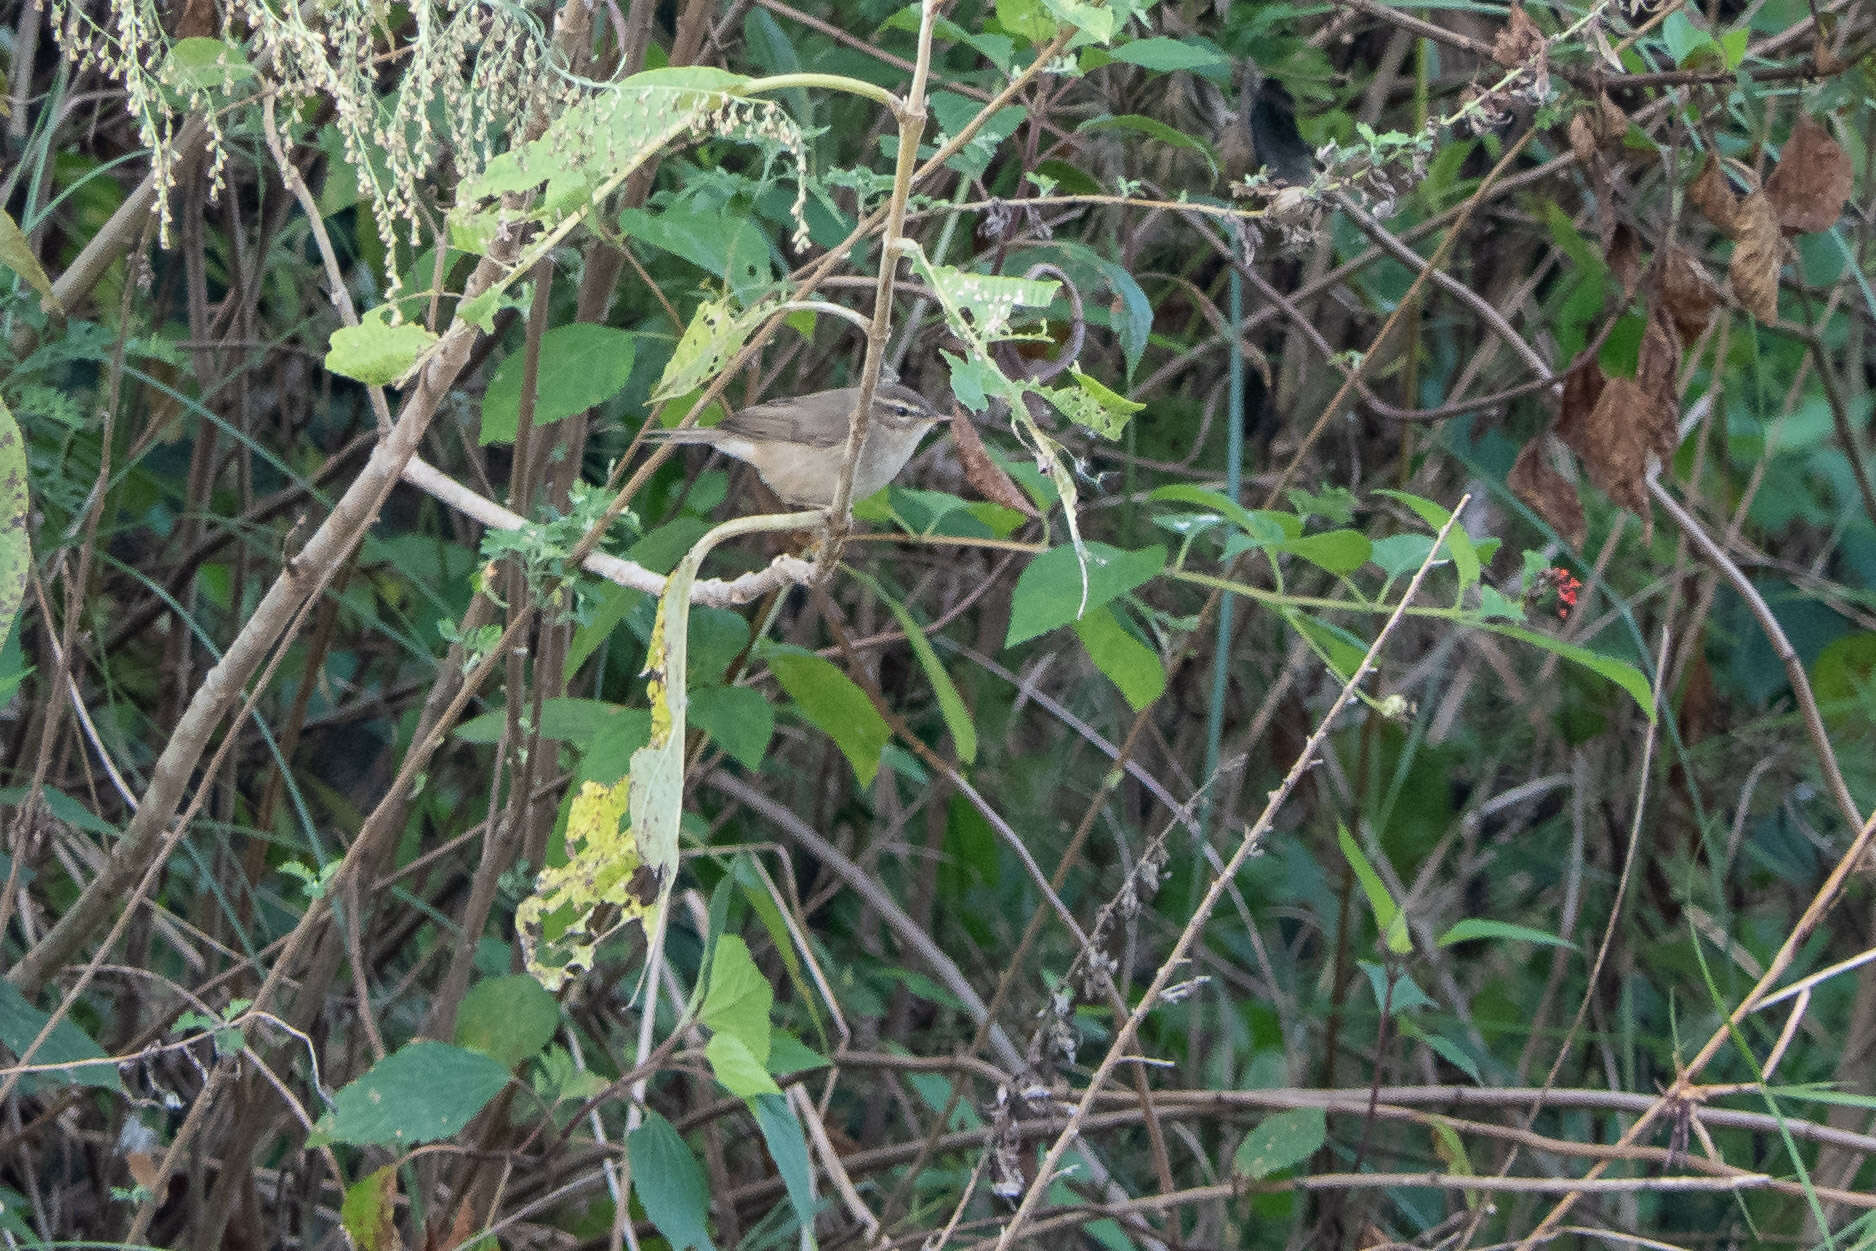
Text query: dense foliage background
1 0 1874 1246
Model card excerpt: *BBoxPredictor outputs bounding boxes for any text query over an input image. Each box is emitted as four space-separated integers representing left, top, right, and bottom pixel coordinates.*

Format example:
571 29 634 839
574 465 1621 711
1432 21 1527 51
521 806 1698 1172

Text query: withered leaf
1636 310 1682 416
1556 360 1605 448
1728 191 1783 322
1606 224 1642 300
1510 437 1587 548
1568 113 1598 167
1493 3 1547 68
1593 93 1630 145
949 407 1038 517
1658 246 1720 343
1688 156 1741 236
1571 376 1675 518
1765 114 1852 234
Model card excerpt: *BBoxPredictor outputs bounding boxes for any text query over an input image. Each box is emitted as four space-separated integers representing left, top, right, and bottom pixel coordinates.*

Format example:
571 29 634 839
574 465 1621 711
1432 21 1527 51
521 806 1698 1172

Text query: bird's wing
721 391 859 448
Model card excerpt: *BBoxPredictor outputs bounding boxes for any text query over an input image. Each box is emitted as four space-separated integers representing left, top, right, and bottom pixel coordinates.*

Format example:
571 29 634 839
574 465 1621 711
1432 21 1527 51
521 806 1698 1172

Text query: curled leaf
1555 361 1604 448
1688 156 1741 235
1636 310 1681 407
1658 246 1720 343
949 407 1037 516
1765 114 1851 234
1509 437 1586 548
1728 191 1783 322
1493 3 1546 68
1570 376 1675 518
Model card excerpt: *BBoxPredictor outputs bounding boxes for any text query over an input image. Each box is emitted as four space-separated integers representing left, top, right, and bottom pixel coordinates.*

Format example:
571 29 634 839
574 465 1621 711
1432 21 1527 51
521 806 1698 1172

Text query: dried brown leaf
1765 114 1852 234
1572 376 1673 518
1493 3 1547 67
1636 310 1682 412
1568 113 1598 166
1556 360 1604 448
1594 93 1631 145
1657 246 1720 343
1510 437 1586 548
1688 156 1741 236
948 408 1037 516
1728 191 1783 322
1606 224 1642 299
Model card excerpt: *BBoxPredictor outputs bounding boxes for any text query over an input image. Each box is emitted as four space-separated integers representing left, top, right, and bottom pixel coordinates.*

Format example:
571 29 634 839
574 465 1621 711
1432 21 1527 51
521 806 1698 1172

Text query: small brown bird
645 381 945 508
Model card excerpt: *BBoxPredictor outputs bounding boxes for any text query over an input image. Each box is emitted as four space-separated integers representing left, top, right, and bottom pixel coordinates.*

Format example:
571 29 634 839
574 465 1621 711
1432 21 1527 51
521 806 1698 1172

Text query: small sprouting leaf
1234 1108 1326 1180
455 975 561 1069
1006 543 1166 647
767 649 890 785
314 1042 511 1147
629 1113 717 1251
326 306 438 386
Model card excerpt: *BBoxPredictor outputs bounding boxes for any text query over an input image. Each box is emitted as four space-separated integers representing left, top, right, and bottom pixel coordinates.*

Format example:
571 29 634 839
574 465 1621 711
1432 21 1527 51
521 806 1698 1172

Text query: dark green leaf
629 1113 717 1251
315 1042 511 1146
1234 1108 1325 1179
480 324 636 444
767 649 890 785
690 685 775 769
455 975 561 1069
753 1095 823 1236
1006 543 1167 647
0 981 122 1092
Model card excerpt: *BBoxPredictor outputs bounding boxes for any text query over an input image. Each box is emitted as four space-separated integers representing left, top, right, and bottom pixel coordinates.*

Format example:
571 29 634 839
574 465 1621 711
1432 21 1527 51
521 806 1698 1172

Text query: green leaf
326 306 438 386
454 975 561 1069
997 0 1059 43
1147 484 1263 537
620 206 773 297
1280 530 1372 576
1075 603 1166 711
1006 543 1167 647
0 980 123 1093
652 295 777 402
766 1031 831 1076
1375 490 1478 592
854 572 976 763
0 398 28 657
0 209 58 311
480 324 636 444
1480 622 1655 722
1338 824 1409 955
691 685 775 769
1288 611 1368 681
629 1113 717 1251
1077 114 1218 179
314 1042 511 1147
454 697 648 746
1368 533 1435 578
1055 370 1144 438
767 650 890 785
159 36 258 91
1234 1107 1326 1179
340 1166 399 1251
1437 918 1577 950
702 935 772 1059
1106 36 1227 71
752 1094 822 1241
706 1033 783 1097
1042 0 1116 42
